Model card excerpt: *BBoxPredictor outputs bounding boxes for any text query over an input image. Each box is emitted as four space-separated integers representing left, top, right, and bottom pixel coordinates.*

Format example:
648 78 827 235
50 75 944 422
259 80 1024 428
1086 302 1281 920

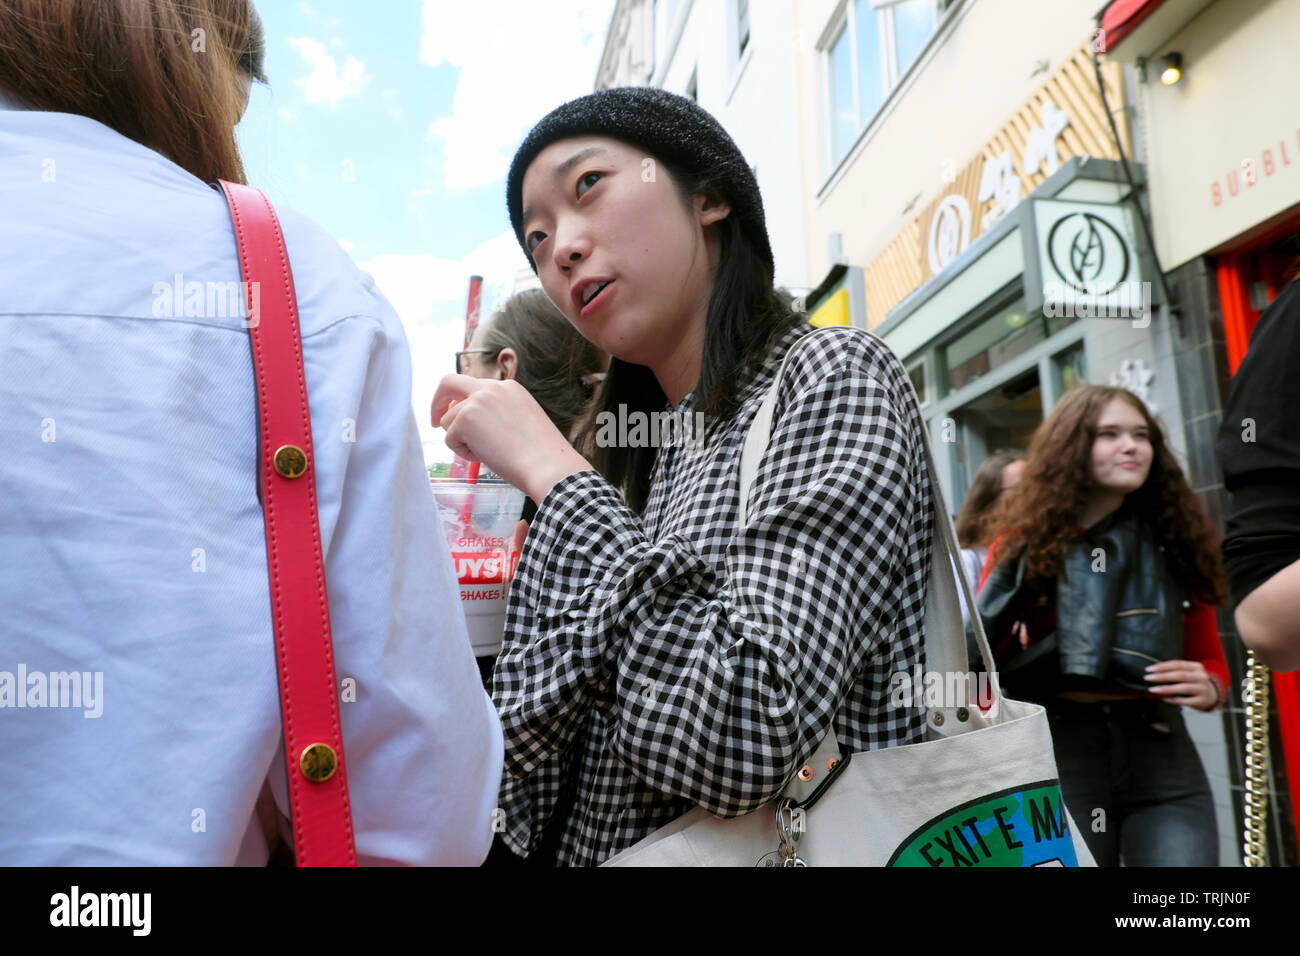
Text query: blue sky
237 0 615 463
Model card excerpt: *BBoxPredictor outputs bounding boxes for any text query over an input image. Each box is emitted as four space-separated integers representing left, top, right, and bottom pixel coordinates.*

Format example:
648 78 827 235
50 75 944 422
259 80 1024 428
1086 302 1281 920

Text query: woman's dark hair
569 154 804 512
955 450 1023 549
987 385 1227 605
0 0 260 183
478 289 606 441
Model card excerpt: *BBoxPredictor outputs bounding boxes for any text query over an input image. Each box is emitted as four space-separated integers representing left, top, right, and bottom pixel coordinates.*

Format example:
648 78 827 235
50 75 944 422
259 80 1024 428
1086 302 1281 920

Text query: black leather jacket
974 502 1188 691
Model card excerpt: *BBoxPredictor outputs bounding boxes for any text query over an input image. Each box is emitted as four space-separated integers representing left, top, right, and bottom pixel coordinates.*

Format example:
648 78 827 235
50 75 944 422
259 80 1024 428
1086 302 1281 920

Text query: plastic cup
430 477 526 657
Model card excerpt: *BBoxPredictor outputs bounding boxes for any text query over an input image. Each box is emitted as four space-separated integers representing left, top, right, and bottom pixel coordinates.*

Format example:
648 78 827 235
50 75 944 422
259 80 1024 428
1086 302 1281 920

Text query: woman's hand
432 374 592 503
1145 659 1221 711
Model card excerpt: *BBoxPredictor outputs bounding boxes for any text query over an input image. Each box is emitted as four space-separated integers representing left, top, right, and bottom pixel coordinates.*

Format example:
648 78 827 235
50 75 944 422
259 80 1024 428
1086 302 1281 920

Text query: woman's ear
694 192 731 227
498 347 519 381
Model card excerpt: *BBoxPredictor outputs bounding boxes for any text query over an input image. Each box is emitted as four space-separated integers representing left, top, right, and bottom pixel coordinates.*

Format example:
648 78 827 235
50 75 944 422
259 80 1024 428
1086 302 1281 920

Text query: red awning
1097 0 1165 53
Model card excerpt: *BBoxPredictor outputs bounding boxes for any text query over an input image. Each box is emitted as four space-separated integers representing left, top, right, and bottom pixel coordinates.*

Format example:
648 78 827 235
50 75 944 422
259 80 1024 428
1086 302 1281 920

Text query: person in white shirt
0 0 502 865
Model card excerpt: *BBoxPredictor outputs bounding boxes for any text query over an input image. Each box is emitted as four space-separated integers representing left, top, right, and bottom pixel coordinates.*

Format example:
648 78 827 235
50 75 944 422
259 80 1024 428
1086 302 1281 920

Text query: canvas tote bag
603 326 1096 867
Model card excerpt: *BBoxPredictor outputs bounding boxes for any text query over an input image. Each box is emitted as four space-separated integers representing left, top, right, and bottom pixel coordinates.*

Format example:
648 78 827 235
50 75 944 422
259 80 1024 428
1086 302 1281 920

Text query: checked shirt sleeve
494 333 930 819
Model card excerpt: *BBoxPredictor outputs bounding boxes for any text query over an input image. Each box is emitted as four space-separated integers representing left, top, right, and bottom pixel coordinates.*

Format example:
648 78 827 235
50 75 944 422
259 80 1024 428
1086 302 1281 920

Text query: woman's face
1089 397 1153 494
519 135 729 368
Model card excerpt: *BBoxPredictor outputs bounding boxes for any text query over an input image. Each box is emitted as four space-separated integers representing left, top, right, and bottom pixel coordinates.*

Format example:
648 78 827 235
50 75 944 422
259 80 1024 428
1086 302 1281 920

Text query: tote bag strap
737 326 1002 729
216 180 357 866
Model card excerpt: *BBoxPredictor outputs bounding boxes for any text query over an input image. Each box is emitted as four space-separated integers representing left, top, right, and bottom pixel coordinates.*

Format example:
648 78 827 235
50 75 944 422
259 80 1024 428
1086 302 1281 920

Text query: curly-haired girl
976 385 1229 866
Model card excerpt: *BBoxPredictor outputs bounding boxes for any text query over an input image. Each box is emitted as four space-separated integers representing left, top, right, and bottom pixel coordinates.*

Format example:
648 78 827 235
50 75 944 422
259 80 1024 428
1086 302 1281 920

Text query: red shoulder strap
217 179 357 866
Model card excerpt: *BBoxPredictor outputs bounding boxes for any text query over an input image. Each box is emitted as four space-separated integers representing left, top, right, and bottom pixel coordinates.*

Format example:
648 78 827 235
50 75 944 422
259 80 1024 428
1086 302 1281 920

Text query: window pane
942 297 1036 392
1054 343 1089 395
908 362 927 406
894 0 935 76
853 0 884 124
830 26 855 162
956 368 1044 458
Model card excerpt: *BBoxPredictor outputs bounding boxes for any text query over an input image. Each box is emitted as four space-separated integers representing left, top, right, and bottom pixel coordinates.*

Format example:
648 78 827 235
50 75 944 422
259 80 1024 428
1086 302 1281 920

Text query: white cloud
419 0 615 191
288 36 370 106
358 230 531 464
337 238 355 253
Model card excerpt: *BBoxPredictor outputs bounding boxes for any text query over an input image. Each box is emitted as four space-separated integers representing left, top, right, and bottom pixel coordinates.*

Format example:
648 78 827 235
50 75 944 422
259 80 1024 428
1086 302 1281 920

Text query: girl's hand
432 374 592 503
1145 659 1220 711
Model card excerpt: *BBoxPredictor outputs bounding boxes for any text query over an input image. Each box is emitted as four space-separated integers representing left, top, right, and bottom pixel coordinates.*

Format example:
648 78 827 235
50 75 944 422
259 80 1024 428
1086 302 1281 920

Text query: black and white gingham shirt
492 322 934 866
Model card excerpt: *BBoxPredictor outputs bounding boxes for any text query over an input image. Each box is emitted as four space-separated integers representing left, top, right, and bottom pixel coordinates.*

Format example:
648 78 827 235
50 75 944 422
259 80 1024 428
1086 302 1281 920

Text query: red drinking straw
454 275 484 533
458 460 480 531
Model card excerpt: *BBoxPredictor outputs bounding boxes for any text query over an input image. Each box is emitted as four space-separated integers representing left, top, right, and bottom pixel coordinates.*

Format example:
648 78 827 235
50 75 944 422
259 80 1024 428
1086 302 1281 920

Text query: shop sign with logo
865 43 1131 326
1027 198 1149 324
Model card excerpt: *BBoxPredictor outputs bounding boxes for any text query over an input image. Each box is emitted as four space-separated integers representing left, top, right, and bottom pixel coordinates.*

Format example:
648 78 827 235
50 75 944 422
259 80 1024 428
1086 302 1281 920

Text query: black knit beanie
506 86 773 281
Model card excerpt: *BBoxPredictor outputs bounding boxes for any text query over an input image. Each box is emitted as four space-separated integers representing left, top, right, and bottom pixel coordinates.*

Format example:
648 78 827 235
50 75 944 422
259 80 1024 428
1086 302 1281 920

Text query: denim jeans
1047 698 1219 866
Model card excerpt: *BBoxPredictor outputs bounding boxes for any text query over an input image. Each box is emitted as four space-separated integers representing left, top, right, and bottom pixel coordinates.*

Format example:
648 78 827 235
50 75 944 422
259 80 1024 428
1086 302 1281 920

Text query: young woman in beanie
435 87 936 866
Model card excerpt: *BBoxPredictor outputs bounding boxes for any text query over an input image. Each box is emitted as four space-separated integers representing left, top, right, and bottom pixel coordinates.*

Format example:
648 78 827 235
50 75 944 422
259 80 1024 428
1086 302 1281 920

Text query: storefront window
908 361 927 407
942 297 1025 392
942 298 1080 393
1054 343 1088 395
959 368 1042 454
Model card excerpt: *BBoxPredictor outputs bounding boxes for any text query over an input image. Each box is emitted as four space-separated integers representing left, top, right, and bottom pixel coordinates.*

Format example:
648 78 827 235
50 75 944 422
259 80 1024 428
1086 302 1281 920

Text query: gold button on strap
300 742 338 783
274 444 308 479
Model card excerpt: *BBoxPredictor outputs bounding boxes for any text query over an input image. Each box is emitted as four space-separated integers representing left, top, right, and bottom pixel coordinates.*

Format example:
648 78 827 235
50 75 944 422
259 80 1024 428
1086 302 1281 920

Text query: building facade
595 0 814 293
788 0 1298 866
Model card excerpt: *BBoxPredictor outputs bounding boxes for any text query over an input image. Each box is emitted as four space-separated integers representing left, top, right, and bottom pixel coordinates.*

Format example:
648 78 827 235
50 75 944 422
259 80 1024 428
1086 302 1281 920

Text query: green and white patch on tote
888 780 1079 867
